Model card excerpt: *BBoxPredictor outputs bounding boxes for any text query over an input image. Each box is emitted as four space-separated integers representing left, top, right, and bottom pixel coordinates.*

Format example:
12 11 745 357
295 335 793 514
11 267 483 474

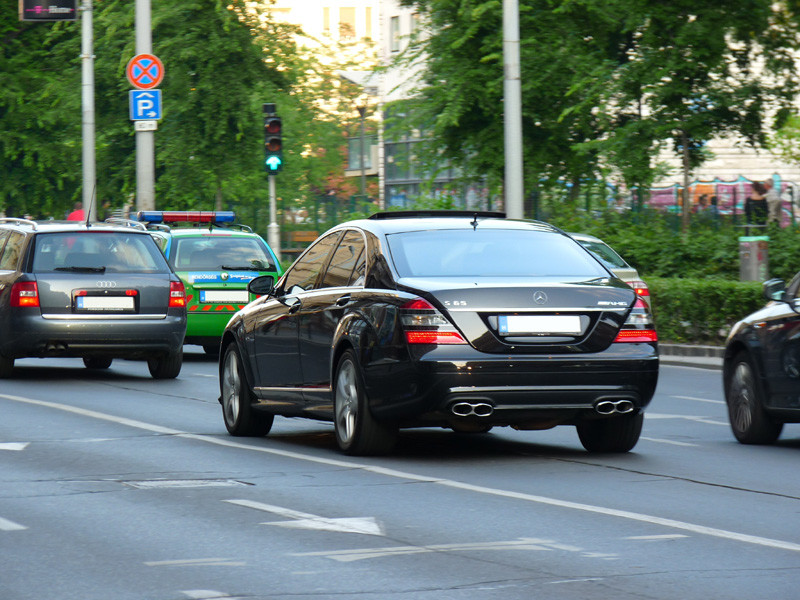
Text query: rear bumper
364 344 659 426
0 313 186 359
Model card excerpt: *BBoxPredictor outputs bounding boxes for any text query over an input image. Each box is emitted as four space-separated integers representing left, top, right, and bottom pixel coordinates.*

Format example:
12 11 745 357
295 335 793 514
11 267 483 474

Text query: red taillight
626 280 650 298
10 282 39 308
400 298 467 345
169 280 186 308
614 298 657 343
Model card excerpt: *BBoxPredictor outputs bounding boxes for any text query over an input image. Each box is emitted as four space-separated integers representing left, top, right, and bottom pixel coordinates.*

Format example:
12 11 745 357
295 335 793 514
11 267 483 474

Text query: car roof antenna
85 185 97 228
470 213 479 230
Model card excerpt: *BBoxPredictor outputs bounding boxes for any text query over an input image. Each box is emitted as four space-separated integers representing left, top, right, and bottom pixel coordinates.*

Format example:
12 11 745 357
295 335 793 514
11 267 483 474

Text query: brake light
626 280 650 298
400 298 467 345
169 280 186 307
10 282 39 308
614 298 657 343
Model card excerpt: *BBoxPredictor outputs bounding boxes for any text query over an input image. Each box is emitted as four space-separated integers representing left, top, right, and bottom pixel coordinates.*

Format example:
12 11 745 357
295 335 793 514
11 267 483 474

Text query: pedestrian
744 181 768 227
67 201 85 221
764 178 782 226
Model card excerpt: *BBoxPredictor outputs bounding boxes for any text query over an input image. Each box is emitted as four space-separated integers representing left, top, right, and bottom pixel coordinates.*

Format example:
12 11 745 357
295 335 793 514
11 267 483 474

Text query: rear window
171 236 275 271
32 232 170 273
386 229 609 278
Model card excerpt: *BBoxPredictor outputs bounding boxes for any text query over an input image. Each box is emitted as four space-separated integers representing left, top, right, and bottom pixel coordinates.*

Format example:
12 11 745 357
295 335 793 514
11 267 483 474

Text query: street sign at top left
126 54 164 90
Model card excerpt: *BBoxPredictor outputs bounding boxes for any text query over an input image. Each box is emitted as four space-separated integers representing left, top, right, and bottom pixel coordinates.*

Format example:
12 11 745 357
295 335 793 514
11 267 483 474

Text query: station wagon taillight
400 298 466 345
169 280 186 308
10 282 39 307
614 298 657 343
626 280 650 299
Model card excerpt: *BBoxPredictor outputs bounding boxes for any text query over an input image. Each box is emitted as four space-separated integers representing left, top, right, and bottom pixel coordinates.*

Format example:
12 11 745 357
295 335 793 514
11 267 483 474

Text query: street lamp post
357 105 367 198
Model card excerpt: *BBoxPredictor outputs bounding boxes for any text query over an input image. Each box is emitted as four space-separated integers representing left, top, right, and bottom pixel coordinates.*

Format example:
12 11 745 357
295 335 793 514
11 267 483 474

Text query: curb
659 344 724 370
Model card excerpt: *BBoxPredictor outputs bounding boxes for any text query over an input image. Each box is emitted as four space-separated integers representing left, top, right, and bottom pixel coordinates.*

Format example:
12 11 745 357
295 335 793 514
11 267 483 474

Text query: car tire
0 355 14 379
220 343 273 436
83 357 112 369
147 349 183 379
576 413 643 453
726 351 783 444
334 349 398 456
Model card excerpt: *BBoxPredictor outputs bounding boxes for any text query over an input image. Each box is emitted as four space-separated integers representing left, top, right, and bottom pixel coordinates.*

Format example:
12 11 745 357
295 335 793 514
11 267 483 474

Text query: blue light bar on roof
136 211 236 224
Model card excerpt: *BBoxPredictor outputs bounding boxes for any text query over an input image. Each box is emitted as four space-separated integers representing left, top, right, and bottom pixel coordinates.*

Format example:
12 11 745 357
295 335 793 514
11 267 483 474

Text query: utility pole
502 0 524 219
358 105 367 198
135 0 155 211
80 0 96 221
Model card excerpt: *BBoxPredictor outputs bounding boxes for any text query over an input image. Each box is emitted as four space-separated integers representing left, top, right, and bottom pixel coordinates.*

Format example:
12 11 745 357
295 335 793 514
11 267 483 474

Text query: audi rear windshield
386 229 610 278
32 232 171 273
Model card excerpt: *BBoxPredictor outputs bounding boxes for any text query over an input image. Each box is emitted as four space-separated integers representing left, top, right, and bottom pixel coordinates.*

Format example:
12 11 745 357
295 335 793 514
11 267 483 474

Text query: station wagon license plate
199 290 249 303
498 314 583 335
76 296 135 311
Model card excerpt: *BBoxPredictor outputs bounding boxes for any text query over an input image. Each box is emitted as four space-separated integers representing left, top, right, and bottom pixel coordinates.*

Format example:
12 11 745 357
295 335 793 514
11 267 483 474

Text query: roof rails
104 217 147 231
368 210 507 220
0 217 38 231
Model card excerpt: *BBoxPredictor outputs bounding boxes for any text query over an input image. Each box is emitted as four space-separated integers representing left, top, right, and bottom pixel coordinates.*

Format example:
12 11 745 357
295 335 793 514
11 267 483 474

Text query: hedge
649 277 764 345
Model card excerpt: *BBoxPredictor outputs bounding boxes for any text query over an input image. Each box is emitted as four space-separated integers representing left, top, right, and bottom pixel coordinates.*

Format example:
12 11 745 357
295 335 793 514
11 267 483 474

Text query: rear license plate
199 290 249 303
76 296 135 311
498 315 583 335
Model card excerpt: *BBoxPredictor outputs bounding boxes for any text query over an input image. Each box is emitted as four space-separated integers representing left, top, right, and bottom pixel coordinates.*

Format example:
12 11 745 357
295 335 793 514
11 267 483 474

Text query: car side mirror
763 278 786 303
248 275 275 297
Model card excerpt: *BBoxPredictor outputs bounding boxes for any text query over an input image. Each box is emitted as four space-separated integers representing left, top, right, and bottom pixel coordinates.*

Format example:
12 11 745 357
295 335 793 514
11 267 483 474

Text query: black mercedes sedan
218 211 659 455
723 272 800 444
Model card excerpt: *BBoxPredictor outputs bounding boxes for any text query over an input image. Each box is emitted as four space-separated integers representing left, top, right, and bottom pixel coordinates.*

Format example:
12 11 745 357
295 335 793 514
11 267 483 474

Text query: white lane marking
0 516 27 531
640 436 698 447
647 413 728 426
124 479 247 489
672 395 725 405
225 499 384 536
626 534 689 541
0 442 29 451
182 591 238 599
547 578 604 585
145 558 245 567
190 373 217 379
3 392 799 553
293 538 600 562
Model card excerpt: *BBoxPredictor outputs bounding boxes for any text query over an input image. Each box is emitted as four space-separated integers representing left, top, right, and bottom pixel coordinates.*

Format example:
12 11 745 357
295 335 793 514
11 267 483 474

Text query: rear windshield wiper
55 266 106 273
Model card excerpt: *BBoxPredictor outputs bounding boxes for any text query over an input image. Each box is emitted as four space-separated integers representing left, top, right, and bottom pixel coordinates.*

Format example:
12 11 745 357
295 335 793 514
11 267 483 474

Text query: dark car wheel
147 349 183 379
334 349 398 456
221 344 273 437
0 355 13 379
576 413 643 453
726 352 783 444
83 357 112 370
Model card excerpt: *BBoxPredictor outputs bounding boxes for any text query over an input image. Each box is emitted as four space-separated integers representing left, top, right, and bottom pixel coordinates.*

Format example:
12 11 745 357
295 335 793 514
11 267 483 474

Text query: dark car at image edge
218 211 659 455
0 217 187 379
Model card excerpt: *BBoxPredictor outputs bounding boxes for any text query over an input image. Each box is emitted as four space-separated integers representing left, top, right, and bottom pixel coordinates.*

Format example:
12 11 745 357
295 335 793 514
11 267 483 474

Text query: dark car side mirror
248 275 275 297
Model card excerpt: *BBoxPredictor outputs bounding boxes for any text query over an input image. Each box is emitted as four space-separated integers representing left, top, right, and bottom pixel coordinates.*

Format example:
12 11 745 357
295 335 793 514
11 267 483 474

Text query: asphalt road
0 350 798 600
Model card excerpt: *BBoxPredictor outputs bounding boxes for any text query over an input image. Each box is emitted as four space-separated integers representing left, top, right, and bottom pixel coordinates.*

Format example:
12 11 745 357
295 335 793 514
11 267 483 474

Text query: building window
340 7 356 39
365 7 372 40
323 7 330 34
390 16 400 52
410 12 418 34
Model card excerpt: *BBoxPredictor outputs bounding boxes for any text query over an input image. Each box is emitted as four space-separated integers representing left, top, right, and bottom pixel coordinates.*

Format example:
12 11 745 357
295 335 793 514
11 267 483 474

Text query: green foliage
648 277 764 344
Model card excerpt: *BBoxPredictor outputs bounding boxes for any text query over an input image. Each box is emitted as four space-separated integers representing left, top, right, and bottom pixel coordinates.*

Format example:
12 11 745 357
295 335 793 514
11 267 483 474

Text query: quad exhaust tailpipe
594 399 635 415
451 402 494 417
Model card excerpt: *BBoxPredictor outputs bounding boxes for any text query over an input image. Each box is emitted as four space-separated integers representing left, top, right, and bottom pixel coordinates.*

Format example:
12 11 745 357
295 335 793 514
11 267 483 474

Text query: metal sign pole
502 0 524 218
80 0 96 221
268 175 281 263
135 0 155 211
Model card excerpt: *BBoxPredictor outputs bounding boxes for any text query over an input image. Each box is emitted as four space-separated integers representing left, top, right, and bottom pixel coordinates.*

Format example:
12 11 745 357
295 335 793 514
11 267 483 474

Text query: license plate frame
498 314 583 335
75 295 135 312
199 290 249 303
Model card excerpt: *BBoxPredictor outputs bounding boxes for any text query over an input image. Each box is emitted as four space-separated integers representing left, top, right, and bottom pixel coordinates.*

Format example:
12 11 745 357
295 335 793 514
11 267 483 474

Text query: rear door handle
335 294 351 307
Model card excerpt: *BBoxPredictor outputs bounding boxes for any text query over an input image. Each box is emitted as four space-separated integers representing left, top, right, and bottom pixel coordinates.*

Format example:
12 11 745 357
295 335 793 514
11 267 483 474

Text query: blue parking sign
129 89 162 120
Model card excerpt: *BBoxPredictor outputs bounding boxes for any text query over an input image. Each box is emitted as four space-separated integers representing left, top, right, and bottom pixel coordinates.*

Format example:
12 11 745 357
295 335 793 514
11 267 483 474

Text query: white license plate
77 296 135 311
498 315 583 335
199 290 249 303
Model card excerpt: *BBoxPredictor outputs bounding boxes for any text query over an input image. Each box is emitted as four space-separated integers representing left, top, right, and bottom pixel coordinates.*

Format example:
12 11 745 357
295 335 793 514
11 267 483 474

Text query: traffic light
263 103 282 173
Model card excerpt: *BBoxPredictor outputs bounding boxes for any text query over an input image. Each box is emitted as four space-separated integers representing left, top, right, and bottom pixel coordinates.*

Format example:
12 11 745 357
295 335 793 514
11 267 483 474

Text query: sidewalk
659 343 724 370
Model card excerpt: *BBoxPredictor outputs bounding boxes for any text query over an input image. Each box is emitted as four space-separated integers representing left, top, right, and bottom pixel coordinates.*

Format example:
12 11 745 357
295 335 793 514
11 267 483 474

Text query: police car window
174 237 275 271
0 232 24 271
282 232 341 293
319 231 365 289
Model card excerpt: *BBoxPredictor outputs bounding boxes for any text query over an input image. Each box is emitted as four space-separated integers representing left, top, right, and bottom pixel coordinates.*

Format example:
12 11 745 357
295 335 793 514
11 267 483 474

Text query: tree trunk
681 130 691 232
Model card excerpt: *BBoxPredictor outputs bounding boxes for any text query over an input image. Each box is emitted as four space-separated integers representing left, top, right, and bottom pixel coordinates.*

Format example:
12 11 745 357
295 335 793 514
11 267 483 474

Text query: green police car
138 211 282 354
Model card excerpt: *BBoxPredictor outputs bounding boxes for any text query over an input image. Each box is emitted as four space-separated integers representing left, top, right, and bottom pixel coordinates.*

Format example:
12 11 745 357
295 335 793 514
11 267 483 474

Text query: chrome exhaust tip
451 402 494 417
594 399 636 415
595 401 617 415
615 400 635 414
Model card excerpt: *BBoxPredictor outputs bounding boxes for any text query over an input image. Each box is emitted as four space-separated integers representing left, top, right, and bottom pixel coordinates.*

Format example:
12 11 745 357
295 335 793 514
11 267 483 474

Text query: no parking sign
126 54 164 90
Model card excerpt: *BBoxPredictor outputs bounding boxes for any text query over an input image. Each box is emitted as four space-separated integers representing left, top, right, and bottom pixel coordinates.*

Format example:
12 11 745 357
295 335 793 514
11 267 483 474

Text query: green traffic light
266 155 282 172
